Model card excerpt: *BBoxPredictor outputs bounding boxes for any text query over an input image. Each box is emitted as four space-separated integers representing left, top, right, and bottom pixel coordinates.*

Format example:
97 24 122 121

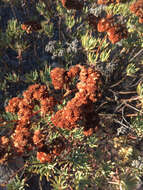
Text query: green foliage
5 72 20 83
131 115 143 138
42 21 54 38
65 15 76 29
137 82 143 100
7 175 28 190
50 175 68 190
24 70 39 83
126 63 139 76
81 32 98 51
106 2 131 16
39 64 52 85
6 19 30 53
2 111 18 121
36 1 51 20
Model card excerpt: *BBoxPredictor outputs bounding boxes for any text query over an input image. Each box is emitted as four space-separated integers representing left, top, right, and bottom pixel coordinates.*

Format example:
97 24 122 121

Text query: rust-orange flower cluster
50 68 68 90
130 0 143 24
21 20 42 34
2 65 102 163
88 14 128 44
97 0 125 4
12 121 32 154
6 84 57 121
33 129 45 149
0 126 66 163
0 136 9 163
60 0 83 10
51 65 102 135
3 84 58 163
50 65 80 90
36 137 66 163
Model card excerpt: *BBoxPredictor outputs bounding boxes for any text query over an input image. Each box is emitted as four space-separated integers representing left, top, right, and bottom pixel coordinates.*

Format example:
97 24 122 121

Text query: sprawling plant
0 0 143 189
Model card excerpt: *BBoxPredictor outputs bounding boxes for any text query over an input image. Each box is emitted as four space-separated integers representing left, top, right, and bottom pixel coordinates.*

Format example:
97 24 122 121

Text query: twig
129 49 143 62
127 134 137 140
118 91 136 94
2 163 27 187
105 96 115 102
125 113 138 117
98 113 117 117
95 101 108 112
39 177 43 190
120 96 140 103
121 106 130 126
129 77 143 88
136 102 142 108
110 77 126 88
108 181 119 185
114 102 124 113
124 102 143 114
108 89 118 101
114 119 130 129
96 34 107 56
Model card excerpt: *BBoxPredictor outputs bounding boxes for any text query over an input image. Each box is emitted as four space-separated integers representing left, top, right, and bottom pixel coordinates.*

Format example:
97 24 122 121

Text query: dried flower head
51 109 75 129
0 136 9 146
23 84 48 102
37 151 53 163
77 67 102 102
67 65 80 79
5 97 22 113
21 20 42 34
37 137 66 163
17 106 33 122
51 65 102 131
97 0 124 4
107 24 128 44
40 96 57 115
51 137 66 156
0 150 8 164
139 17 143 23
97 15 115 32
50 67 69 90
83 112 100 136
12 122 32 154
97 0 113 5
60 0 83 10
130 0 143 24
33 130 45 148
